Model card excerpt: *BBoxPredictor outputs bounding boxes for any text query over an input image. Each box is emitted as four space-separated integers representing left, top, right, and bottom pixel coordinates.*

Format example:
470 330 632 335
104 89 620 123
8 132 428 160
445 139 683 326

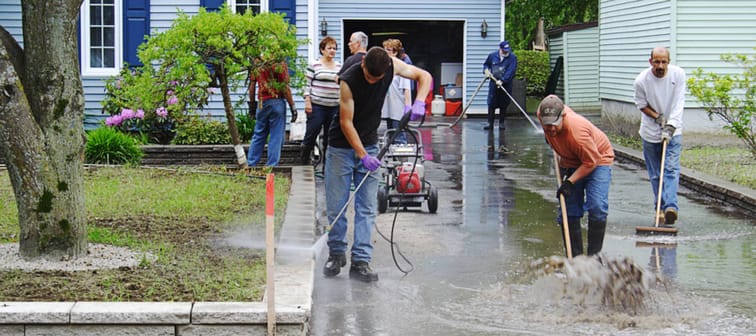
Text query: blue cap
499 41 511 51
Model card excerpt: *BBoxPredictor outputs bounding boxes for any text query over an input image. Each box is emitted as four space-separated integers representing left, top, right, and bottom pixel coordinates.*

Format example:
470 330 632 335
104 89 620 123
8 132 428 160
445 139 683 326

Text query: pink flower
106 114 124 126
121 108 135 119
156 107 168 118
136 109 145 119
167 96 178 105
166 90 174 96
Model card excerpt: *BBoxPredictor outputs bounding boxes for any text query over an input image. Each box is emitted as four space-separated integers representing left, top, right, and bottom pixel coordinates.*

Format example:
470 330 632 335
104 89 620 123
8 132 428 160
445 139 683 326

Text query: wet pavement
310 117 755 336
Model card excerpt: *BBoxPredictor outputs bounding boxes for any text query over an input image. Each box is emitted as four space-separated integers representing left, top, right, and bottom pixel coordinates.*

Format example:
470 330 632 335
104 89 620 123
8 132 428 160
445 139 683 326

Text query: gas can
431 95 445 116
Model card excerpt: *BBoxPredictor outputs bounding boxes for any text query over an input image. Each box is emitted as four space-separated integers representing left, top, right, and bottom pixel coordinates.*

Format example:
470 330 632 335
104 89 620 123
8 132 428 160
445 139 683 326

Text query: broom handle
654 139 668 228
554 151 573 259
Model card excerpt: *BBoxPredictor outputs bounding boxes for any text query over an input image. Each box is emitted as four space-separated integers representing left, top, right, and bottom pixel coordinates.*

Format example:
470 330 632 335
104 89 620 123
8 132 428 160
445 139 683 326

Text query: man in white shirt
633 46 686 226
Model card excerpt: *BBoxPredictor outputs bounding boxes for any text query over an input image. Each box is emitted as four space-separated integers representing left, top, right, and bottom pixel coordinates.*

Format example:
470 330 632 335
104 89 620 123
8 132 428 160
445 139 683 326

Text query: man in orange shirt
537 95 614 256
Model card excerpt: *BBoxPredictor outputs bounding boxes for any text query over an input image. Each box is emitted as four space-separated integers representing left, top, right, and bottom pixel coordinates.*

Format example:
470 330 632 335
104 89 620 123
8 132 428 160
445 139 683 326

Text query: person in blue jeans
323 47 431 282
537 95 614 257
634 46 686 226
247 62 297 167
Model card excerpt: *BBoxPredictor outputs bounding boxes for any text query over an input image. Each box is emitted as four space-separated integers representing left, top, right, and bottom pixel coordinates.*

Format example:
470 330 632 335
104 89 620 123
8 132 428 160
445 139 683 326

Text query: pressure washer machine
377 128 438 214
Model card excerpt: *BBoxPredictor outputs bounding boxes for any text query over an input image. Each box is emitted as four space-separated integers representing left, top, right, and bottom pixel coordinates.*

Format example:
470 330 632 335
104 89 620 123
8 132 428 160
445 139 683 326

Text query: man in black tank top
323 47 432 282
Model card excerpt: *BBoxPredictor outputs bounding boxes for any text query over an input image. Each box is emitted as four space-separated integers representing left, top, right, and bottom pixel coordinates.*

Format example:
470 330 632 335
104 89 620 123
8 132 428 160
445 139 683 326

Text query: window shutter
123 0 150 67
269 0 295 25
201 0 225 12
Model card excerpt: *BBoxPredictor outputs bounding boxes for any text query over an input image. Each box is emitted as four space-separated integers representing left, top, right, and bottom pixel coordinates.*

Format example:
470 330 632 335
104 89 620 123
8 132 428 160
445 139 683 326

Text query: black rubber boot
485 107 496 130
586 219 607 256
300 145 313 165
349 261 379 282
566 216 583 257
323 253 346 277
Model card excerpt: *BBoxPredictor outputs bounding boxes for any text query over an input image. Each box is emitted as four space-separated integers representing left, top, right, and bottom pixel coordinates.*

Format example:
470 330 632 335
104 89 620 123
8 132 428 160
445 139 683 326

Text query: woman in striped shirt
301 36 341 164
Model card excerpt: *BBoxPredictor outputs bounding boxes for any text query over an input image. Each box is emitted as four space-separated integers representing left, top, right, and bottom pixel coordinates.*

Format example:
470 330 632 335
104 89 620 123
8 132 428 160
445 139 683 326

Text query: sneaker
323 254 346 277
483 124 493 130
349 261 379 282
498 123 506 130
664 208 678 225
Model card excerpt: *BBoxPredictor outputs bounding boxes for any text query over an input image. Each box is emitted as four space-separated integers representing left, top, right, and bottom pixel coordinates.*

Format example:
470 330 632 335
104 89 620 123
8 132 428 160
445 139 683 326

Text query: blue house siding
0 1 22 46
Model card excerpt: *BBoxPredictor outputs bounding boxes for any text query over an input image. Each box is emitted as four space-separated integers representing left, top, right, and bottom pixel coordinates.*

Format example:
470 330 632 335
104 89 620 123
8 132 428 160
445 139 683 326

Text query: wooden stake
553 151 573 259
265 173 276 336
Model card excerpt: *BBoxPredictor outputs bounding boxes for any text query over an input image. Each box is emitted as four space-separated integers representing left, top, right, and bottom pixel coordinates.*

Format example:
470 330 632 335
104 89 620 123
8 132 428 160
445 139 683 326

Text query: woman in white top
301 36 341 164
381 38 412 144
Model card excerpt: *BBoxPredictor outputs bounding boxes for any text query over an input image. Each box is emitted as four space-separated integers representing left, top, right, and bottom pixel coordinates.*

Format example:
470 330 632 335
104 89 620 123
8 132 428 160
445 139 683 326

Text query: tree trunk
217 64 248 168
0 0 87 260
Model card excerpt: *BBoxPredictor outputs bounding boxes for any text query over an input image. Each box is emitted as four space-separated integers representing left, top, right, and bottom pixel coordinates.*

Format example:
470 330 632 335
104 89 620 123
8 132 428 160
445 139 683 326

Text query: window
230 0 266 15
80 0 122 76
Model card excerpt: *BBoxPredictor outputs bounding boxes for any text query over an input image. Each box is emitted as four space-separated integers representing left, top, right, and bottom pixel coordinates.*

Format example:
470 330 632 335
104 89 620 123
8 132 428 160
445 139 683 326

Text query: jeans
303 103 337 149
385 119 408 144
324 145 380 263
247 99 286 166
557 165 612 222
642 135 681 212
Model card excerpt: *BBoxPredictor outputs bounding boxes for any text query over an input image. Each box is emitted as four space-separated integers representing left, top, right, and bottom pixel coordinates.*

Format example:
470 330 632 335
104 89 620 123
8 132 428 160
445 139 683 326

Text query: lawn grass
0 166 290 301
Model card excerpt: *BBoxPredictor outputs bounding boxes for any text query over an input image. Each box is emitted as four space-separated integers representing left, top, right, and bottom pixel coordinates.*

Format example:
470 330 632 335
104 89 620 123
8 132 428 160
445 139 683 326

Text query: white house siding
563 27 600 111
318 0 503 114
547 35 564 98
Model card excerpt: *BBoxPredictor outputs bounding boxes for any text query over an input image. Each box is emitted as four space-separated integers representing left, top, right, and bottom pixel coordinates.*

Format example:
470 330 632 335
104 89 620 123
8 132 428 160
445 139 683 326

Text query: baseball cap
499 41 511 52
538 95 564 125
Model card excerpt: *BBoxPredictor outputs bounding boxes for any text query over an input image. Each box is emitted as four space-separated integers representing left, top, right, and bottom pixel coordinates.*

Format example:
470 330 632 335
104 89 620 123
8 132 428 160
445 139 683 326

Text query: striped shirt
305 60 341 107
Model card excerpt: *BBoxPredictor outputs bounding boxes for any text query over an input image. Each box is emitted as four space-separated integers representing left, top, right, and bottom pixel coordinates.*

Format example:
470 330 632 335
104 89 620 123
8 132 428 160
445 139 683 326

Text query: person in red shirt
247 62 297 166
537 95 614 257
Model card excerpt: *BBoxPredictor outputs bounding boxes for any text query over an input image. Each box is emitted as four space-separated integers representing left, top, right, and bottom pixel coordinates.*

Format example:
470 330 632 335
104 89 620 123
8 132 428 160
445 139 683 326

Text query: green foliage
505 0 598 50
688 49 756 158
514 50 551 97
235 112 256 141
103 6 306 146
85 127 144 165
173 115 233 145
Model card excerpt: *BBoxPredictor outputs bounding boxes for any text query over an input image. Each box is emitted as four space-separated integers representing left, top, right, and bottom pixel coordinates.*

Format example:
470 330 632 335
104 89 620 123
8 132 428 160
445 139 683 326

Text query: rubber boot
586 218 607 256
300 144 313 165
561 216 583 257
485 106 496 130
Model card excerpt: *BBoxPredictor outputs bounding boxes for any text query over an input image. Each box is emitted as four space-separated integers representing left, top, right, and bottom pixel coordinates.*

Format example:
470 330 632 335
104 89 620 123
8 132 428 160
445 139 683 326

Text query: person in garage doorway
483 40 517 131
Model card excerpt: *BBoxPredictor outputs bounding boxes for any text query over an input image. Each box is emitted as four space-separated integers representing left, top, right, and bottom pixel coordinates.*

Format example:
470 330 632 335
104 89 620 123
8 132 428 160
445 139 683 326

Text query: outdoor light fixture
320 17 328 36
481 19 488 38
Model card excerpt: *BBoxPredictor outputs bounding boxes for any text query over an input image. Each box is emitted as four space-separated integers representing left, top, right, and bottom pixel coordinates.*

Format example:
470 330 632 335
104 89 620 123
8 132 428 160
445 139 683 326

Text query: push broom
636 138 678 235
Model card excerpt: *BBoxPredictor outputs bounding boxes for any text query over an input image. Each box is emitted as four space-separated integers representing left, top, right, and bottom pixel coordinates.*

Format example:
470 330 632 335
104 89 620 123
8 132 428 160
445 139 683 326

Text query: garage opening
343 19 464 94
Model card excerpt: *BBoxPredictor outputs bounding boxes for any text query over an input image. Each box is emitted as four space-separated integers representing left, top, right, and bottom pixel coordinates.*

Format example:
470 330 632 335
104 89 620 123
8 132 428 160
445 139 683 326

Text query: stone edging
0 166 316 336
612 144 756 216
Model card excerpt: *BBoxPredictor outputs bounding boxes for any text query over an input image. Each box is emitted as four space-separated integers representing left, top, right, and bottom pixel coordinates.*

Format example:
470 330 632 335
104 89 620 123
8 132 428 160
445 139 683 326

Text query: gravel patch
0 243 155 272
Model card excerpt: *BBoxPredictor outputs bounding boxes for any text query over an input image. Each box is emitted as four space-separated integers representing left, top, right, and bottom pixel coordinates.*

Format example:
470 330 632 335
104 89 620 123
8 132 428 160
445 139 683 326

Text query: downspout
308 0 318 63
670 0 677 62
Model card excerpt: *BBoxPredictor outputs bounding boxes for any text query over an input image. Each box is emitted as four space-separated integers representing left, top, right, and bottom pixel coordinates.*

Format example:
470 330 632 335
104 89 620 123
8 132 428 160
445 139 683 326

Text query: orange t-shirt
545 106 614 169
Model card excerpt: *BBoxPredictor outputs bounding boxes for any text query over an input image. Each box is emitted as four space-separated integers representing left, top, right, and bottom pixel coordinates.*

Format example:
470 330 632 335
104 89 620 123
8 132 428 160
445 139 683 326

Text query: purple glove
404 105 412 114
410 100 425 121
360 155 381 171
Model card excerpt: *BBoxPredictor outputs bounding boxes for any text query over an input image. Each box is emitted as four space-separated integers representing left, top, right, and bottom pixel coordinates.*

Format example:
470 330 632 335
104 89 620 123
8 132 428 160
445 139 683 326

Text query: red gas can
397 170 421 193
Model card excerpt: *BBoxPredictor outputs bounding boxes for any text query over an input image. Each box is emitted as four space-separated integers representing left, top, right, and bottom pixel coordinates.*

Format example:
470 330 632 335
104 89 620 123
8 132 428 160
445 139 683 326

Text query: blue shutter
201 0 225 12
123 0 150 67
269 0 295 25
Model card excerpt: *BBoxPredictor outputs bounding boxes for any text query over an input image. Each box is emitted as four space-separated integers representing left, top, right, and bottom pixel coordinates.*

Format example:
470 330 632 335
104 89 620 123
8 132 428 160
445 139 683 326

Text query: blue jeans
558 165 612 222
247 99 286 166
385 119 408 144
324 145 380 263
303 104 337 149
642 135 681 212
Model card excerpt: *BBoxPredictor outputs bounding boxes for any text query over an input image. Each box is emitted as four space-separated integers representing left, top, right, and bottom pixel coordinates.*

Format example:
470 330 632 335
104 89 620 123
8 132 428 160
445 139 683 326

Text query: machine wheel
377 187 388 213
427 185 438 214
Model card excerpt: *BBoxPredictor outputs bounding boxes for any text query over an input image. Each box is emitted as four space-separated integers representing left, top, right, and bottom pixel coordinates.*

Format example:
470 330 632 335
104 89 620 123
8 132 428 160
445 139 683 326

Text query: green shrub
236 112 256 142
173 115 232 145
85 127 144 165
514 50 550 97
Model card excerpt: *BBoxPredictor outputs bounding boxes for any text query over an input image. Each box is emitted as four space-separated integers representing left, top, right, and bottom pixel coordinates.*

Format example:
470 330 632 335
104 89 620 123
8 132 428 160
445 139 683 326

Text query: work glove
290 105 298 123
661 124 676 142
360 154 381 171
404 105 412 114
248 100 257 120
484 68 492 78
560 168 573 182
409 100 426 121
556 180 573 199
654 113 666 127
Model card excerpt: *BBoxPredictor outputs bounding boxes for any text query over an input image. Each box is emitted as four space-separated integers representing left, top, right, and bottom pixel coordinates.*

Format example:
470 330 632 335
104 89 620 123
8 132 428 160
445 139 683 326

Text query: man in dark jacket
483 40 518 130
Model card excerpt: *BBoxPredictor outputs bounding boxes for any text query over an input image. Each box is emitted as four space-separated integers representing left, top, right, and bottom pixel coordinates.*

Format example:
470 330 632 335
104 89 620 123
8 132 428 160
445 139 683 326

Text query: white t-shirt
381 75 411 121
633 64 686 143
